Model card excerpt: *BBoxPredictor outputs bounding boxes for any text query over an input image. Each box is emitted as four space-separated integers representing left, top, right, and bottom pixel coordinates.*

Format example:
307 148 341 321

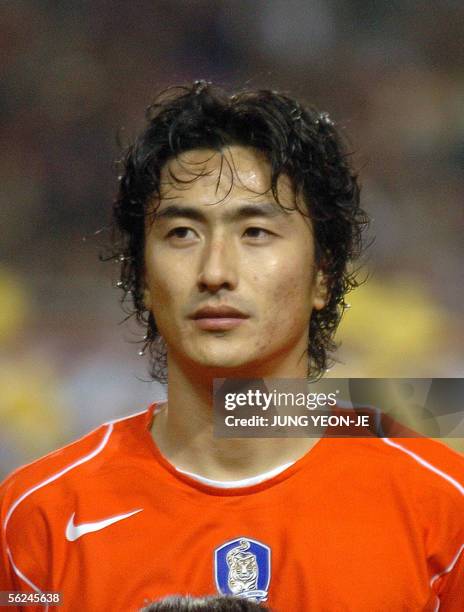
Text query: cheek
146 254 188 306
272 261 313 312
274 276 311 328
255 266 313 347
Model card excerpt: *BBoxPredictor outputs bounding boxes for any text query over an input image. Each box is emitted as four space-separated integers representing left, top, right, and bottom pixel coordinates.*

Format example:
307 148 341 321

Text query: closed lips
191 307 249 319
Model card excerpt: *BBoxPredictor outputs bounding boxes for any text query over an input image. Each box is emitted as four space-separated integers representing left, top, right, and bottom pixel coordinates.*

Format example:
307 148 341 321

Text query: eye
243 227 274 240
166 227 197 240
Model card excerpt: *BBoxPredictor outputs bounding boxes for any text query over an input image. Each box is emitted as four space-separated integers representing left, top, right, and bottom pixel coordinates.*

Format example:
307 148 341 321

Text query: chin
188 349 257 373
196 355 250 370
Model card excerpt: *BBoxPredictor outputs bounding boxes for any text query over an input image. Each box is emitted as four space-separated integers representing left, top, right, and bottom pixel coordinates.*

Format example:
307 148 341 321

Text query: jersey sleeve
0 478 21 603
1 475 15 583
435 544 464 611
0 472 51 600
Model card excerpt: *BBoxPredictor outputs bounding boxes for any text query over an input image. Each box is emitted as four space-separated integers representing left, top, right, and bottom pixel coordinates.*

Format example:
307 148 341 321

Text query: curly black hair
141 594 269 611
110 80 368 384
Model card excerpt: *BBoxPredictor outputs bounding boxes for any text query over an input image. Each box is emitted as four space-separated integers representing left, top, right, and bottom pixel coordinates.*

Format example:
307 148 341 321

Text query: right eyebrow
153 205 206 223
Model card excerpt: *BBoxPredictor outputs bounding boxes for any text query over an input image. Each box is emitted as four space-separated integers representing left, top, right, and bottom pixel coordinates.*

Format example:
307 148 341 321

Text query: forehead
158 146 298 209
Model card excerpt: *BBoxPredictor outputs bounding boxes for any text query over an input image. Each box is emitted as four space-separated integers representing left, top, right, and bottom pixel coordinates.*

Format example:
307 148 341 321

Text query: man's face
144 146 326 376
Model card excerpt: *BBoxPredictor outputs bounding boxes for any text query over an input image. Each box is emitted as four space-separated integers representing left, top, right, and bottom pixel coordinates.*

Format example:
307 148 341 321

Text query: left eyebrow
153 202 289 223
225 203 288 221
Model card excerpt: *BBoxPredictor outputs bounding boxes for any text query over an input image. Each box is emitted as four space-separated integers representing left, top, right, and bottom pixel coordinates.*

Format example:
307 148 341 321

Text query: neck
151 350 321 482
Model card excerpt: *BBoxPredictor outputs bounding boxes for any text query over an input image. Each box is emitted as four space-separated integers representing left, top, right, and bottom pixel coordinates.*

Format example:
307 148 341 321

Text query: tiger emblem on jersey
214 537 271 602
227 539 259 594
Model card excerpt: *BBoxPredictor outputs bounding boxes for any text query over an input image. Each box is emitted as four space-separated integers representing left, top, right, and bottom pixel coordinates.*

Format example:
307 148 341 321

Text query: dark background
1 1 463 475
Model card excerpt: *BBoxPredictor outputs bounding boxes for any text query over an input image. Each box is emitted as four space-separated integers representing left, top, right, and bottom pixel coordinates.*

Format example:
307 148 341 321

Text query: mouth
190 306 249 331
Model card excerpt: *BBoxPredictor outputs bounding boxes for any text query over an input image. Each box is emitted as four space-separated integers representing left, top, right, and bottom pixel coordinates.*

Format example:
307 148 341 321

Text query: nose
197 237 238 293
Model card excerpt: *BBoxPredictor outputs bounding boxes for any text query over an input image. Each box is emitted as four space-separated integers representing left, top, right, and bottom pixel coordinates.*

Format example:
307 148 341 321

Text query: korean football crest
214 537 271 602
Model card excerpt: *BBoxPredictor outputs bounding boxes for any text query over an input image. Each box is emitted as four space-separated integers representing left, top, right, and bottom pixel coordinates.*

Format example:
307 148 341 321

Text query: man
1 81 463 611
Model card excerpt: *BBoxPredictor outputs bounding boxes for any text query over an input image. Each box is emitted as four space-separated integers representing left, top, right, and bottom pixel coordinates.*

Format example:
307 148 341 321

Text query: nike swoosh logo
65 508 143 542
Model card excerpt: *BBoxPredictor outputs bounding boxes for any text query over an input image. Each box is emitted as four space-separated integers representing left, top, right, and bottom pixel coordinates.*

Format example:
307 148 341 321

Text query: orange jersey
1 404 463 612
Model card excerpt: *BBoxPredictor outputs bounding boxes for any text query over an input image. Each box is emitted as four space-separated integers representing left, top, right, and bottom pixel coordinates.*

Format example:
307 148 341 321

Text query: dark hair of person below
140 594 270 611
109 80 369 383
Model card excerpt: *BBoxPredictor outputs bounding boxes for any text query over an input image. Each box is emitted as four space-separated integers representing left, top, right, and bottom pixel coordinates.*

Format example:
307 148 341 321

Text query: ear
312 269 328 311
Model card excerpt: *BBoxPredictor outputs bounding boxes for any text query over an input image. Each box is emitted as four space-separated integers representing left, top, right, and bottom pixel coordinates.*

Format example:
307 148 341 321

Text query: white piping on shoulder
4 423 114 531
380 437 464 496
3 421 114 592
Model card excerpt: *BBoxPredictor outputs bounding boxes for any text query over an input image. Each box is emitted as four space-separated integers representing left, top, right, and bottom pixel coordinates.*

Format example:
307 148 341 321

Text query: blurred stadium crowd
1 0 463 475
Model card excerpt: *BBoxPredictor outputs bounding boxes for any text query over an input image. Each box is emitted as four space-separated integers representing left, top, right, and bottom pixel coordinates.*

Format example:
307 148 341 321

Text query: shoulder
320 436 464 564
0 408 151 528
0 408 154 590
373 436 464 495
384 436 463 474
350 436 464 527
0 423 108 520
324 435 464 501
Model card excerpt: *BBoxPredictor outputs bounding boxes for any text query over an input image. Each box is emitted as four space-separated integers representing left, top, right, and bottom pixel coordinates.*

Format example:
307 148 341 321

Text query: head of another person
140 594 270 611
111 81 368 383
